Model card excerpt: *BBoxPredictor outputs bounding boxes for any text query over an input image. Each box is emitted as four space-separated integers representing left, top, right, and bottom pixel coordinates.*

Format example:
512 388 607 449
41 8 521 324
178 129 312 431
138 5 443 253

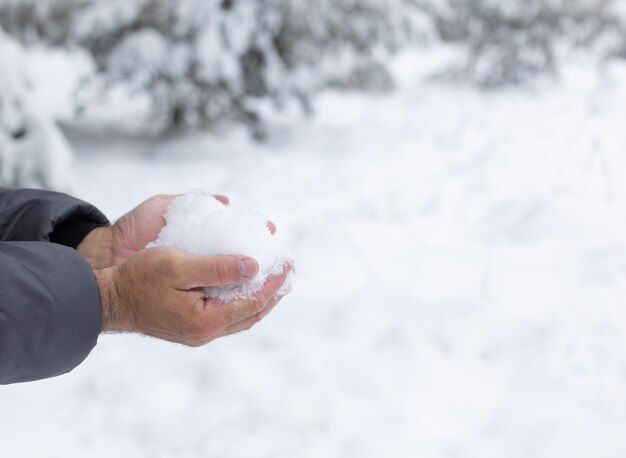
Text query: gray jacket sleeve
0 187 110 384
0 187 108 243
0 242 102 384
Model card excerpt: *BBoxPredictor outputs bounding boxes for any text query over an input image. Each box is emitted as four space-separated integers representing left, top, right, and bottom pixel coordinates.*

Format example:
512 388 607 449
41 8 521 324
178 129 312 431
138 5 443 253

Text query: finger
187 266 291 344
225 297 260 324
267 220 276 235
252 266 291 309
212 194 229 205
172 251 259 289
217 265 291 326
150 194 177 215
150 194 176 206
222 295 282 337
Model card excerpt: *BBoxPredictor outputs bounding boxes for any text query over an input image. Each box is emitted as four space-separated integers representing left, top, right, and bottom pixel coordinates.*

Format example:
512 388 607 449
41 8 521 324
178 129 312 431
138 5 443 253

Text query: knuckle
214 257 234 285
248 299 262 317
158 253 179 276
228 299 254 323
169 256 184 274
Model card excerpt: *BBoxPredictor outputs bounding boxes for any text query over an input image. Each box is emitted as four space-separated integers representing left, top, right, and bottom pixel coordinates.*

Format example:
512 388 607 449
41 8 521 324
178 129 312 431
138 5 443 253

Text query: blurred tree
0 0 430 138
2 0 621 131
431 0 612 87
0 26 73 190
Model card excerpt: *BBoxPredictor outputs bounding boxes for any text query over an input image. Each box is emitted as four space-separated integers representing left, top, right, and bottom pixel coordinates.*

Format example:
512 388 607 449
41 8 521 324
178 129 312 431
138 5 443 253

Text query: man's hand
78 194 276 270
94 247 290 345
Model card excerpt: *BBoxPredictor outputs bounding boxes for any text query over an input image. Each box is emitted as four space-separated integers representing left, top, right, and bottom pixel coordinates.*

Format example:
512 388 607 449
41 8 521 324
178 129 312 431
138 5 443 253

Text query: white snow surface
147 190 293 301
4 49 626 457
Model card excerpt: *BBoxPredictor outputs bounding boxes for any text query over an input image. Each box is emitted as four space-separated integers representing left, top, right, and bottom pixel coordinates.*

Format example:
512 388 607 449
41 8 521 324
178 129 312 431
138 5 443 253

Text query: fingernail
240 258 257 278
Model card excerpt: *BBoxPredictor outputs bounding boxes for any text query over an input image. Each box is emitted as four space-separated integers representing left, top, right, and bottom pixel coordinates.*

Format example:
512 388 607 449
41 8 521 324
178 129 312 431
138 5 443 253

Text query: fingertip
213 194 229 205
239 257 259 279
280 261 294 277
267 221 277 235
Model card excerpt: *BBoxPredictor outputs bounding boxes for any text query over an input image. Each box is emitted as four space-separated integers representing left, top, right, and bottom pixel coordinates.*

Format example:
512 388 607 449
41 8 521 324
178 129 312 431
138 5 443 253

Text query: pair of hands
77 194 290 346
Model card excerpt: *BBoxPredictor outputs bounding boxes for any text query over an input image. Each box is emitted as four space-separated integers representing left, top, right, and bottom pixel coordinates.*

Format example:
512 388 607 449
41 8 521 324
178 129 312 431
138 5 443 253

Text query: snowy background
3 1 626 457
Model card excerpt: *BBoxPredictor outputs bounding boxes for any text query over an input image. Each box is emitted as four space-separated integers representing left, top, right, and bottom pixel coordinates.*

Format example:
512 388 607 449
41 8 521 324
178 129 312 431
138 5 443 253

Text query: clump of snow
147 190 293 302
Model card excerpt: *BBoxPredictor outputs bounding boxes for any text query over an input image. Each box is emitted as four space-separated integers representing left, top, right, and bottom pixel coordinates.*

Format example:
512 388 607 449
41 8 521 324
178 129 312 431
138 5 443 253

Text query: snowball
147 190 293 302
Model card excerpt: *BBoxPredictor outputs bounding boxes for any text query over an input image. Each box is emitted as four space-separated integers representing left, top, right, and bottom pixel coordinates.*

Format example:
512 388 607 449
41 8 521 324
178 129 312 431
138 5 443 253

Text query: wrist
77 226 114 270
95 266 131 333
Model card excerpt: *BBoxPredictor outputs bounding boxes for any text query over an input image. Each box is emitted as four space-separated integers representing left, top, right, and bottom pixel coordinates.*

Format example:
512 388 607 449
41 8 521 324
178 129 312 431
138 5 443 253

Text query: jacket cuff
49 219 108 249
0 187 109 243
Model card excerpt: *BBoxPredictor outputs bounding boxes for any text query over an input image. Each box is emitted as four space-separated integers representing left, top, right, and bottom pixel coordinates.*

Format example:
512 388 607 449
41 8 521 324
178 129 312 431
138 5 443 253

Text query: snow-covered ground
3 50 626 457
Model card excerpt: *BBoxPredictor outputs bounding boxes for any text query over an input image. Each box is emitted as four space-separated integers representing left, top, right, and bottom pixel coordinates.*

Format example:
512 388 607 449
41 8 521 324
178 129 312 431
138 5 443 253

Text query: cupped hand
94 247 291 345
78 194 276 270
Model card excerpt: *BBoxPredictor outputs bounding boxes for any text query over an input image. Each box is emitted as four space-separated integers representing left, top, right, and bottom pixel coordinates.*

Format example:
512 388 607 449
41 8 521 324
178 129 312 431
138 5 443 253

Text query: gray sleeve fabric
0 187 109 384
0 187 109 243
0 242 102 384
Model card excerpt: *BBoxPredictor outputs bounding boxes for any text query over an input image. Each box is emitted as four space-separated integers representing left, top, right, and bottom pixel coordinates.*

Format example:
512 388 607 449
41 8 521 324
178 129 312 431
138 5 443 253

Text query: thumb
174 252 259 289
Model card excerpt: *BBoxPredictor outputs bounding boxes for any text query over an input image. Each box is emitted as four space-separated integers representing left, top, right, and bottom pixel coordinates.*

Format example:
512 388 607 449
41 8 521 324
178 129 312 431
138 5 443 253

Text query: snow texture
147 190 293 302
